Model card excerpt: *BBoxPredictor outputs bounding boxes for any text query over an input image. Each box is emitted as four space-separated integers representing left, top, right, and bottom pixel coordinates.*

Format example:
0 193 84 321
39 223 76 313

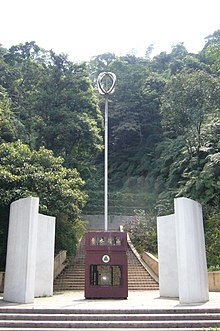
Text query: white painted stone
157 214 179 298
174 197 209 304
35 214 56 297
3 197 39 303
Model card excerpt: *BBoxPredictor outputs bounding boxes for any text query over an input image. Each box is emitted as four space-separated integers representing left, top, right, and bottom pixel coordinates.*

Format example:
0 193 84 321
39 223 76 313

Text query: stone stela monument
157 197 209 304
3 197 55 304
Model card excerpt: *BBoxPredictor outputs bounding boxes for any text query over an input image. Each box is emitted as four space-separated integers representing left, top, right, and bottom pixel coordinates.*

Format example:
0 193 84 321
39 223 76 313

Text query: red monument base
85 231 128 299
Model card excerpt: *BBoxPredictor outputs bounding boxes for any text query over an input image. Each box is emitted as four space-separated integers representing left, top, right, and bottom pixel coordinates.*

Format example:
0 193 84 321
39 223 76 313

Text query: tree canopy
0 140 87 268
0 141 86 217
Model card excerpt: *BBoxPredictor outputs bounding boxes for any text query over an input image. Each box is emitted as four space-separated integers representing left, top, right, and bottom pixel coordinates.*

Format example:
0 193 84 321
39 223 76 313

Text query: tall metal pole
97 72 116 232
104 95 108 231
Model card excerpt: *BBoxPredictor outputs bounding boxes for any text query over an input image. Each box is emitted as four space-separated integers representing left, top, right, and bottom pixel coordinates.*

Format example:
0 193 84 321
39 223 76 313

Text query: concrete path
0 290 219 309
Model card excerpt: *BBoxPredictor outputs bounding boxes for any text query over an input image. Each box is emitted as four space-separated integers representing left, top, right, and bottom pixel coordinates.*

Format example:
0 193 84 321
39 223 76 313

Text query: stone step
54 276 84 279
128 274 156 278
129 279 154 282
1 312 220 321
54 288 157 291
54 282 85 285
131 278 154 281
54 285 158 291
53 283 84 286
129 271 149 273
62 269 84 272
0 329 217 331
56 273 85 276
54 283 84 286
56 271 85 274
129 282 156 285
63 268 85 271
1 308 219 314
55 279 156 283
129 285 158 288
54 282 84 285
55 276 84 280
53 287 84 290
54 284 85 288
54 283 157 286
128 267 149 272
0 328 217 331
54 280 84 283
129 281 156 284
1 319 220 329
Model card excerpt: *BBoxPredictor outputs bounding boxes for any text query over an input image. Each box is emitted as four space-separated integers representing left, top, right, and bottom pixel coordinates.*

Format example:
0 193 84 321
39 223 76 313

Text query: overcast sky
1 0 219 62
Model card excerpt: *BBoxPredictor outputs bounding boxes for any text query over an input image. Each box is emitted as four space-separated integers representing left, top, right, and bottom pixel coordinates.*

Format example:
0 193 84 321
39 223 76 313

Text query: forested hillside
87 31 220 219
0 30 219 269
0 42 102 267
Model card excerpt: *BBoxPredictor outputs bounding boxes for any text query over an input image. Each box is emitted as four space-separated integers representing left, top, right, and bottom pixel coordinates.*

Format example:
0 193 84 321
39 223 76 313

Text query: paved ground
0 291 219 309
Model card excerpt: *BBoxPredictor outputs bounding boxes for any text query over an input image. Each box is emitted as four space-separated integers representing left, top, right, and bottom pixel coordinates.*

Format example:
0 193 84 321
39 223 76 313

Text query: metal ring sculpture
97 72 116 95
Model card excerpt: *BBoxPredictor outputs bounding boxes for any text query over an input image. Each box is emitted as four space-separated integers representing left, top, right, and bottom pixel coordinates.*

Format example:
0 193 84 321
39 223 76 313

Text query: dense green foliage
0 141 87 268
0 30 219 269
0 42 102 269
205 213 220 269
123 210 157 254
0 42 103 172
0 141 86 216
87 32 220 267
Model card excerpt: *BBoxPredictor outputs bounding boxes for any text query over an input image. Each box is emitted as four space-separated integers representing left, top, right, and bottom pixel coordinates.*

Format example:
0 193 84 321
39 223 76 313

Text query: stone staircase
0 307 219 330
53 238 85 291
53 237 159 291
127 245 158 290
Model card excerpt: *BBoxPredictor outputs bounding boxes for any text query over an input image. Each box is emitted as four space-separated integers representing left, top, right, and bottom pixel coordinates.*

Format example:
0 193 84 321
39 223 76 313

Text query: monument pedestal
85 231 128 299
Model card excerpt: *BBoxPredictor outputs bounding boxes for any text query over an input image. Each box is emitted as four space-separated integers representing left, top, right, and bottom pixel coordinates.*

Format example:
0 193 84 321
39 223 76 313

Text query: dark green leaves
0 141 87 219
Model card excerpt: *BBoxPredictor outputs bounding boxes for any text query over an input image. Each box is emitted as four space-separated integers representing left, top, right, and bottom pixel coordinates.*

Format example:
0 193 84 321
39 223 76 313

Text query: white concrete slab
174 197 209 304
3 197 39 303
35 214 56 297
157 214 179 298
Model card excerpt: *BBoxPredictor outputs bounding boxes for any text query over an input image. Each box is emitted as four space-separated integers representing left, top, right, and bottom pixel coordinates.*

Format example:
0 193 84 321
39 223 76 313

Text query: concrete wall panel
35 214 55 297
84 214 147 230
3 197 39 303
157 214 179 298
174 197 209 304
